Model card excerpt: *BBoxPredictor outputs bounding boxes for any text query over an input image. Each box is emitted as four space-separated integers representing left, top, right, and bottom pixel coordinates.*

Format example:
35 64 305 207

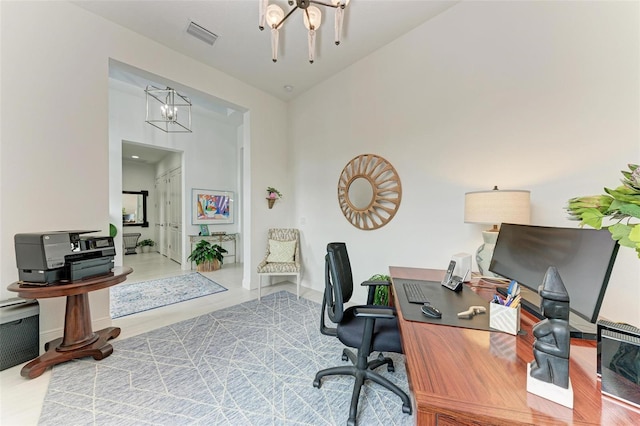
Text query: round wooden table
7 267 133 379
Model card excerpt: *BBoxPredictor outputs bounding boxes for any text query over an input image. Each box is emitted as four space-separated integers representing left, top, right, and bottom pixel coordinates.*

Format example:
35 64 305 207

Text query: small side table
189 233 238 269
7 267 133 379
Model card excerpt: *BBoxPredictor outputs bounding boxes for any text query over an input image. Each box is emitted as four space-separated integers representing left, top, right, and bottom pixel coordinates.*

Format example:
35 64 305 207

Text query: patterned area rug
40 291 413 425
110 273 227 318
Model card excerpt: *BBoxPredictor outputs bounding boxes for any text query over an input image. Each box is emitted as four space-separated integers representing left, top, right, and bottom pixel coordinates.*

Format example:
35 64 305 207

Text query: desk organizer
490 302 520 335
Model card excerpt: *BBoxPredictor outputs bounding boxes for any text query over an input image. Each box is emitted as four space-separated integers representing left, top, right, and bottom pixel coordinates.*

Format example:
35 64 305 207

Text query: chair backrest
323 242 354 327
266 228 300 261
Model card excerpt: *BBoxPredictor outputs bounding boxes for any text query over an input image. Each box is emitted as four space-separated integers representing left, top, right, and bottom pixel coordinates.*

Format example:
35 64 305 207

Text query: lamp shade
266 4 284 28
464 188 530 226
303 6 322 30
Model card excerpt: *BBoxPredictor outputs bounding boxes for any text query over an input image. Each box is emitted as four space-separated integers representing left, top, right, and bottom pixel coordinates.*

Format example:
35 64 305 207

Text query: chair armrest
361 280 390 287
353 306 395 320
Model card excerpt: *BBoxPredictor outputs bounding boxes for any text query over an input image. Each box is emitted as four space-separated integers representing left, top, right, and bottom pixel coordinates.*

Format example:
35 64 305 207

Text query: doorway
122 142 183 274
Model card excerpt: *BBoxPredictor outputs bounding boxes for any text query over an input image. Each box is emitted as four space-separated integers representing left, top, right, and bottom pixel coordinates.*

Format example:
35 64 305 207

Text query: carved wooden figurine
529 266 571 389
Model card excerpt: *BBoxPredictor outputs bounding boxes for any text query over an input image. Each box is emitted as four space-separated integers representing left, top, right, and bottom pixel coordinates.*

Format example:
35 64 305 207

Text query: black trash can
0 298 39 371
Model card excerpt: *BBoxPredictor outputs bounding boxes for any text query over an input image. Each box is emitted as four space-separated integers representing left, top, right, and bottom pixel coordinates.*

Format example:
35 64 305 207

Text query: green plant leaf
369 274 390 281
608 223 635 248
604 186 640 205
617 202 640 219
578 208 604 229
629 223 640 243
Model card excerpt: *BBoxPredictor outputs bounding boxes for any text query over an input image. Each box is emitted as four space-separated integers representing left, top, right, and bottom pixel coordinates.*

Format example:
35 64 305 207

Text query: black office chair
313 242 412 426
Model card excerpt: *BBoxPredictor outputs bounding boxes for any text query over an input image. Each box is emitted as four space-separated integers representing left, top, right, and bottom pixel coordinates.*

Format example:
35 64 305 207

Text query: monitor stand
496 286 597 340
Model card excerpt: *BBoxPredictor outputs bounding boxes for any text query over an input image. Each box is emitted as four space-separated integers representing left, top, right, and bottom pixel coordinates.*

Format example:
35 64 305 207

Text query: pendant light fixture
258 0 350 63
145 86 192 133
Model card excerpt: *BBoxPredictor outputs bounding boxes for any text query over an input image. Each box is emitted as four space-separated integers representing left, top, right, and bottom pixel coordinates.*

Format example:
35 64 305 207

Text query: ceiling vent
186 21 218 46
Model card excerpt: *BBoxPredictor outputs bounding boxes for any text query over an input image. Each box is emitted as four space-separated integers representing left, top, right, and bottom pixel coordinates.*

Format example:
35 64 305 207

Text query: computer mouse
421 304 442 319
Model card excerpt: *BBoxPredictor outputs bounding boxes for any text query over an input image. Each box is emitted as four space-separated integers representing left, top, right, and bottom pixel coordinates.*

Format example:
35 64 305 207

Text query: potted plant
187 239 228 271
368 273 392 306
137 239 155 253
266 186 282 209
566 163 640 258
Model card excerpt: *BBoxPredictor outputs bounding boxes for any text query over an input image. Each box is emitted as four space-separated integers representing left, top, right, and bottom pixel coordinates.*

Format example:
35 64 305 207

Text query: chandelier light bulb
303 6 322 30
258 0 348 63
161 104 178 121
266 4 284 29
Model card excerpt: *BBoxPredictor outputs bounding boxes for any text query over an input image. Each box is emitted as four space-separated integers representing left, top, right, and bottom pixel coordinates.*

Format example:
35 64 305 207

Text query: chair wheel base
347 418 356 426
387 364 395 372
402 404 412 414
313 378 321 388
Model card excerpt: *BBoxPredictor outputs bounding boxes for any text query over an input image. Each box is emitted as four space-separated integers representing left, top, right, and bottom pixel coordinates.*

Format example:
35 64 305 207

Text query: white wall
110 78 241 265
290 1 640 326
0 1 290 342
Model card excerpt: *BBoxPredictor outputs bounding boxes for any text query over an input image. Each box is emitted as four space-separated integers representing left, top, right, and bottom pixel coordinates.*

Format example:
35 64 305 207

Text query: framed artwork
199 225 210 236
192 189 233 224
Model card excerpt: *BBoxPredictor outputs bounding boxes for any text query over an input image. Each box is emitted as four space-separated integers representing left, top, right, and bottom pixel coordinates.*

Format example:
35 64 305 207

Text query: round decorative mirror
338 154 402 230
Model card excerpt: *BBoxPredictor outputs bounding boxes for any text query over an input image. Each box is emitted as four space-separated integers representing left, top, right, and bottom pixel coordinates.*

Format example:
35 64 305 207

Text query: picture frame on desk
199 225 209 236
192 189 233 225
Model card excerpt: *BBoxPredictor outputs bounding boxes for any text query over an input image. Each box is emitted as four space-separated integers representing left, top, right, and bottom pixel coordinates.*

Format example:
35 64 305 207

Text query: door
167 167 182 263
155 176 168 256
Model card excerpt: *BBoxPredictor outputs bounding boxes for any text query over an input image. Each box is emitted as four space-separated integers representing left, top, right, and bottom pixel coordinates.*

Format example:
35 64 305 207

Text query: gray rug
110 273 227 319
40 291 413 425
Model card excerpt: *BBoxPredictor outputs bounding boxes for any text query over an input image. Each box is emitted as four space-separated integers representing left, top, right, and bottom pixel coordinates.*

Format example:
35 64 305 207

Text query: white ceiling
122 142 175 165
75 0 459 101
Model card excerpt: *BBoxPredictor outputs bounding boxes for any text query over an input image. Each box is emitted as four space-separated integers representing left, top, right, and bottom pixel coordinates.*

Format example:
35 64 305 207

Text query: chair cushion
337 305 403 354
266 239 296 262
257 262 299 273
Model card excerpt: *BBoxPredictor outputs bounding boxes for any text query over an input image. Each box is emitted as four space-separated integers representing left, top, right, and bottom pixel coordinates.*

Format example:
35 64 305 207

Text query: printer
14 230 116 284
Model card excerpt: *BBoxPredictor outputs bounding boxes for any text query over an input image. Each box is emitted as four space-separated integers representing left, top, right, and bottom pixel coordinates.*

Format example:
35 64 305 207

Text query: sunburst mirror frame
338 154 402 230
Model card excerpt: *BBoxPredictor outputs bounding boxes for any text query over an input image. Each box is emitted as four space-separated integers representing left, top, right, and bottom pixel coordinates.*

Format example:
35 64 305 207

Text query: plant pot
267 198 276 209
196 260 221 272
141 246 151 253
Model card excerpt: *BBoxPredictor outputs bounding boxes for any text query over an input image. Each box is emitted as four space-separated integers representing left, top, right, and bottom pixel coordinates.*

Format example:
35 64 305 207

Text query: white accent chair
256 228 301 301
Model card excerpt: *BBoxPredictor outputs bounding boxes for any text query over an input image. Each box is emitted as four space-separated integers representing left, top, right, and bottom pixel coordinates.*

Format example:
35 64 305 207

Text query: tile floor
0 252 320 426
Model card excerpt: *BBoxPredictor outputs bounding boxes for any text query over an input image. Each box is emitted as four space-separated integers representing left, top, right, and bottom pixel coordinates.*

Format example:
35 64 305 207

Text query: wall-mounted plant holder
266 187 281 209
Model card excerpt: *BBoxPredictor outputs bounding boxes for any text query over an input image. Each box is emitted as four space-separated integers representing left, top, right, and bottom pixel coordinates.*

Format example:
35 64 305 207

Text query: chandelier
258 0 350 63
145 86 192 133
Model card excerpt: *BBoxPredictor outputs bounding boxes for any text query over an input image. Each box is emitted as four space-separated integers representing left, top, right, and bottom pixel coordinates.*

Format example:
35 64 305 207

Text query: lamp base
476 230 499 277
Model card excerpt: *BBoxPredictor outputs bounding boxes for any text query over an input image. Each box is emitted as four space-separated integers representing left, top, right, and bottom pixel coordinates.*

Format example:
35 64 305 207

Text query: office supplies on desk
451 253 472 282
403 281 431 304
457 305 486 319
421 304 442 319
394 278 491 331
442 269 469 293
490 300 521 335
441 260 456 286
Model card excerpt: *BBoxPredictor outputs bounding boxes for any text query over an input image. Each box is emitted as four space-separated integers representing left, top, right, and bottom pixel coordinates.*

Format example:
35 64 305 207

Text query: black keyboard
403 282 430 304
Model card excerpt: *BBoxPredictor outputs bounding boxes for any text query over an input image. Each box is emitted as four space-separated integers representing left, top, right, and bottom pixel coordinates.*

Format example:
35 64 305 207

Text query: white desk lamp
464 186 531 276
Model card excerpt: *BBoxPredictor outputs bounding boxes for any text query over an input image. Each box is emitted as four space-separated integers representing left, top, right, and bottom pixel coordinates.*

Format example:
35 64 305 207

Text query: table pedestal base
20 326 121 379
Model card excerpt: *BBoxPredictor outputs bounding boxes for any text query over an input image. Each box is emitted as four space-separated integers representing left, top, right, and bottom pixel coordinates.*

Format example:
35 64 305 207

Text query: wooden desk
389 266 640 425
7 267 132 379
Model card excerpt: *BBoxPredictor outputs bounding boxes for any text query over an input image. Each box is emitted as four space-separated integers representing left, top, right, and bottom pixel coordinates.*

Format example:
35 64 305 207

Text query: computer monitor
489 224 619 339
